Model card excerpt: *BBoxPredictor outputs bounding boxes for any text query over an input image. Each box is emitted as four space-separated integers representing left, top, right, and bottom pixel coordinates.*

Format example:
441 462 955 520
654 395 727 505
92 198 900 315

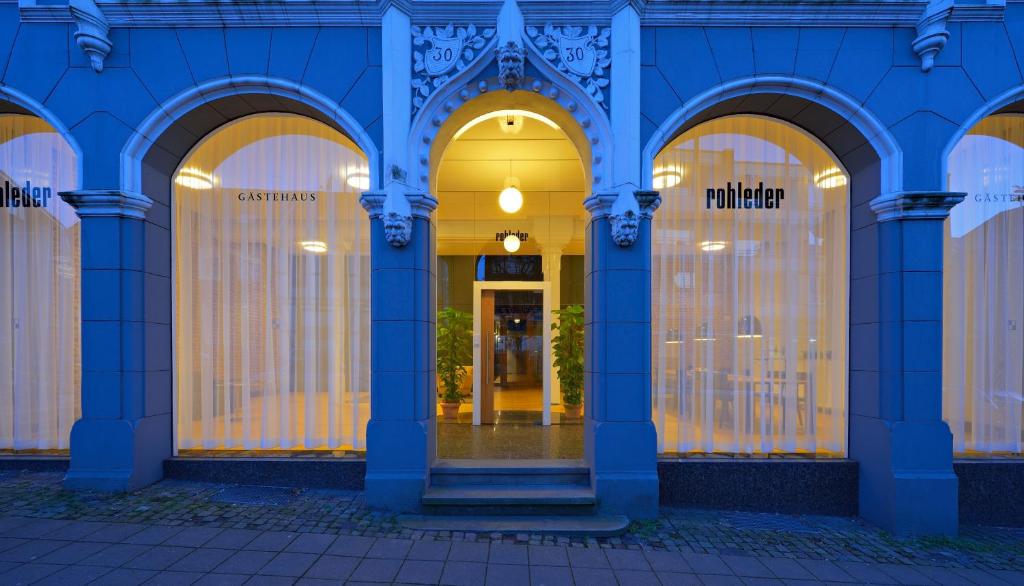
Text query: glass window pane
944 114 1024 455
0 114 80 451
173 114 370 451
652 115 849 456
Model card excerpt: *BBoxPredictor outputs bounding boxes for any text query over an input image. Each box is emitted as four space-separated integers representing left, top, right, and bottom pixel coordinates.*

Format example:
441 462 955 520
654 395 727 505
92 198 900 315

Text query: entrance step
429 459 589 486
397 514 630 536
424 460 595 516
423 485 595 506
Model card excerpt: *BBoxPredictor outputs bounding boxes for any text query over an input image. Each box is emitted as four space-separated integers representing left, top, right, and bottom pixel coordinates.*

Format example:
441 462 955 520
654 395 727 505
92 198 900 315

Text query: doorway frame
472 280 553 426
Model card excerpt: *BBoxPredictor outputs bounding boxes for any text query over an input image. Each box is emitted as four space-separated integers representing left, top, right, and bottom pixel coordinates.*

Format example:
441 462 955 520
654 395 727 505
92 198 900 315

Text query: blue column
361 191 437 512
852 190 965 536
59 189 170 491
583 192 660 519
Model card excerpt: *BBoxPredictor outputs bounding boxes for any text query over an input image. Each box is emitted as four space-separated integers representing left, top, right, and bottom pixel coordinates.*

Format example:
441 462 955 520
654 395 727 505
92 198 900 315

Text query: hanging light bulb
503 234 521 253
499 176 523 213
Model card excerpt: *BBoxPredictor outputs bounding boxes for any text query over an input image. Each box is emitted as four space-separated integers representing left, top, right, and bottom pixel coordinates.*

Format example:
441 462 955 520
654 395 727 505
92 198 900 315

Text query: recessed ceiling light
300 240 327 253
814 167 847 189
344 167 370 190
653 166 682 189
175 167 214 190
700 240 726 252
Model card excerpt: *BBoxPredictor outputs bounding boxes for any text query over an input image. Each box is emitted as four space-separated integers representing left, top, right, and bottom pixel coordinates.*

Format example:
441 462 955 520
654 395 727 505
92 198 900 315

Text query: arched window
174 114 370 451
944 114 1024 455
652 115 849 455
0 113 80 450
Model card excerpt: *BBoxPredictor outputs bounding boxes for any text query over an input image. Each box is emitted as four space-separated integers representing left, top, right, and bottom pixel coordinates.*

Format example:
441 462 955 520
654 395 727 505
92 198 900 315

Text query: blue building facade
1 0 1022 537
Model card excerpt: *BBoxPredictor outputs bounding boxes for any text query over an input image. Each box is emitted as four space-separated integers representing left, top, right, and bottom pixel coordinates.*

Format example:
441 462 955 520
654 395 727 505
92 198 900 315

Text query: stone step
397 514 630 536
430 459 590 486
422 485 596 506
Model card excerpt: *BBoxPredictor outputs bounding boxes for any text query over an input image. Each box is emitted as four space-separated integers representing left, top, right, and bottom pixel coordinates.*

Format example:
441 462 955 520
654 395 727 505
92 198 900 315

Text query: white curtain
652 115 849 455
0 114 80 450
944 114 1024 455
174 114 370 451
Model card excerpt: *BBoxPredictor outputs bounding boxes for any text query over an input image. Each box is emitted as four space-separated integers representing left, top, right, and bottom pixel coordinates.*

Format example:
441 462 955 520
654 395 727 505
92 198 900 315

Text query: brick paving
0 470 1022 585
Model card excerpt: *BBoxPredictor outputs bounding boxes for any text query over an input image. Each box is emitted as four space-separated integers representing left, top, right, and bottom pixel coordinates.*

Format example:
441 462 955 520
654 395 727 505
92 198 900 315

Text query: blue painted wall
0 3 382 189
641 14 1024 191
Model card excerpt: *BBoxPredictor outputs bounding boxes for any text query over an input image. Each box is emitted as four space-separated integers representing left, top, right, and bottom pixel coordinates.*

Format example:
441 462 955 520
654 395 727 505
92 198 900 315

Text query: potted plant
552 304 585 419
436 306 473 420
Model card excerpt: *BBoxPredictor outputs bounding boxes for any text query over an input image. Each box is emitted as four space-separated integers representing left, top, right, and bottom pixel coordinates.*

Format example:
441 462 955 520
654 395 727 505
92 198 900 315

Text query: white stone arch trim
121 76 381 194
0 83 85 188
408 35 614 194
940 84 1024 180
642 76 904 195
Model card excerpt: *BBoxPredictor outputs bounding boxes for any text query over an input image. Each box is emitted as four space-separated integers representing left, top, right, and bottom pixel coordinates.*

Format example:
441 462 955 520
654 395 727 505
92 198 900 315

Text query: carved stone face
497 41 525 91
383 211 412 247
610 209 640 247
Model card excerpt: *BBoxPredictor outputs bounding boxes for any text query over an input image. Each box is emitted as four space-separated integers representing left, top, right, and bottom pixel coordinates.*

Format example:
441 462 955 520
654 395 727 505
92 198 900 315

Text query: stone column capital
60 189 152 220
360 189 438 220
869 190 965 222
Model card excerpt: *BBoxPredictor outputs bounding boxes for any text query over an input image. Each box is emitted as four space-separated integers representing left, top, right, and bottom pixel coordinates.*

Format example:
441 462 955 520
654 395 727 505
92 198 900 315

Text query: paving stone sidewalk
0 470 1021 585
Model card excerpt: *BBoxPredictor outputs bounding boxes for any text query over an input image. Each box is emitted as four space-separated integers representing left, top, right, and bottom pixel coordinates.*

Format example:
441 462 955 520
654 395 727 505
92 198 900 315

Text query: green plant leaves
551 304 585 407
436 307 473 403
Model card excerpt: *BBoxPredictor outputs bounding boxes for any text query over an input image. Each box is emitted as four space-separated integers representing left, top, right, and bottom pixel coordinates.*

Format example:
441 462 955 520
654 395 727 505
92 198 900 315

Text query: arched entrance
431 98 588 460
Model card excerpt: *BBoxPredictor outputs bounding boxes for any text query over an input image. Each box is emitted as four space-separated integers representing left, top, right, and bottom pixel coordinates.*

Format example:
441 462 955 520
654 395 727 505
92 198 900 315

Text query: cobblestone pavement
0 470 1022 585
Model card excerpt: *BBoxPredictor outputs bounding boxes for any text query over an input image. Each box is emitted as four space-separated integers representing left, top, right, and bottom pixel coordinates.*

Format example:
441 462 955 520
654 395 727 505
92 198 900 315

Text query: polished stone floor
436 410 583 460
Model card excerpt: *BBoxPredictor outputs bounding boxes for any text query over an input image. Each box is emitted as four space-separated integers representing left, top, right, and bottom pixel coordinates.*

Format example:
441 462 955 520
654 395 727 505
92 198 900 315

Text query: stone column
541 247 562 405
583 192 660 519
361 191 438 512
853 190 965 536
60 189 170 491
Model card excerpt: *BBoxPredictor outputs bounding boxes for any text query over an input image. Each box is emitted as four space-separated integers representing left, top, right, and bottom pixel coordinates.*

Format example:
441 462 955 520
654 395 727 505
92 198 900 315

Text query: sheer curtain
652 115 848 455
0 114 80 450
944 114 1024 455
174 114 370 451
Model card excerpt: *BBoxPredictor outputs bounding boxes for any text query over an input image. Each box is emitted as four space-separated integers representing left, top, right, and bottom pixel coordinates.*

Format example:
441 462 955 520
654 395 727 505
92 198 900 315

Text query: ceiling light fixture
700 240 726 252
498 113 525 134
345 167 370 190
499 176 523 214
175 167 214 190
814 167 847 189
300 240 328 254
653 165 683 189
503 234 521 253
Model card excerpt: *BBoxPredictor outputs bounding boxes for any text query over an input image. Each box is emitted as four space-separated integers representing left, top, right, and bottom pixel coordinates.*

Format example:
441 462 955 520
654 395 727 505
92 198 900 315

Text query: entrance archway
431 97 589 461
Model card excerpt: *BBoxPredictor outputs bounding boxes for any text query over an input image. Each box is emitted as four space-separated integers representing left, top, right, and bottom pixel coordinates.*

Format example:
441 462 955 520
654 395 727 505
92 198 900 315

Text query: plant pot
440 402 461 420
563 403 583 419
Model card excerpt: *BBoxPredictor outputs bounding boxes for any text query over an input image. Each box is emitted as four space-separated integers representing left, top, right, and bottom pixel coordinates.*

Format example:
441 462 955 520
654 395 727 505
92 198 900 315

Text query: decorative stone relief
412 24 495 114
526 25 611 109
382 166 413 247
70 0 112 73
913 0 953 73
496 41 526 90
607 189 661 247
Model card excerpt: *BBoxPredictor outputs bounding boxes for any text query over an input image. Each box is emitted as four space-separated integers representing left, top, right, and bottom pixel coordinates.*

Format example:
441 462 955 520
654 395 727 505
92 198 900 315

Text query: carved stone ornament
913 0 953 73
70 0 112 73
496 41 526 91
609 189 641 247
412 24 495 114
527 25 611 109
382 180 413 247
